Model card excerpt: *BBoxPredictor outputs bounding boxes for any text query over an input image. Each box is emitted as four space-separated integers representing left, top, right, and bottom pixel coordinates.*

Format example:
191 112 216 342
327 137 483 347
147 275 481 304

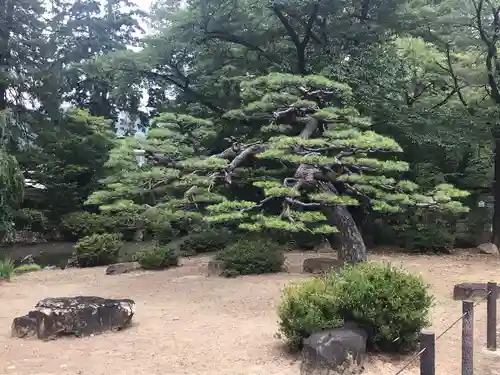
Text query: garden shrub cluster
215 237 285 277
277 262 433 352
74 233 123 267
136 244 179 270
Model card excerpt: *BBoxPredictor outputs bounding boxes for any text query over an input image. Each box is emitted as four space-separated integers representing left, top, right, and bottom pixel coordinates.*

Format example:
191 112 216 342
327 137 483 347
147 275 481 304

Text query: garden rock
303 257 342 274
207 259 224 276
11 296 135 340
477 242 499 255
453 283 497 300
106 262 141 275
301 322 367 375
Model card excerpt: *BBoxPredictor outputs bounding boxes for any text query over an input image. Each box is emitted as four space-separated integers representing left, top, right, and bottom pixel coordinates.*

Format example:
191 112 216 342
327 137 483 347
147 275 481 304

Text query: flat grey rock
477 242 499 255
11 296 135 340
106 262 141 275
207 259 224 276
301 323 367 375
302 257 342 274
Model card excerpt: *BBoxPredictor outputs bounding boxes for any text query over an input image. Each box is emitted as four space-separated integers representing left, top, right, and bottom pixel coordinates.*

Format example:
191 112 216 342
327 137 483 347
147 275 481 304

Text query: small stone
7 365 15 370
477 242 499 255
105 262 141 275
11 296 135 340
207 259 224 276
301 322 367 375
302 257 343 274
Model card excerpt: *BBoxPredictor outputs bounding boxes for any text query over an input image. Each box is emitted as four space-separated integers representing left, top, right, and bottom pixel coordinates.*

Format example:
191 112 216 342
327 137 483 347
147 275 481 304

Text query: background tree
16 110 114 224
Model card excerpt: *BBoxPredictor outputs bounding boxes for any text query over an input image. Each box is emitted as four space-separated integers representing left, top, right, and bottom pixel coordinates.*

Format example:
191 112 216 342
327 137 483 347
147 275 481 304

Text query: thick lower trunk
323 183 367 264
492 136 500 246
299 118 367 264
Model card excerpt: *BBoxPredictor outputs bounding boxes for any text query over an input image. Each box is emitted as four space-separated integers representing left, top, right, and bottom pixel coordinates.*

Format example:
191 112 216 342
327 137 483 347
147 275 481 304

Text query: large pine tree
90 73 469 263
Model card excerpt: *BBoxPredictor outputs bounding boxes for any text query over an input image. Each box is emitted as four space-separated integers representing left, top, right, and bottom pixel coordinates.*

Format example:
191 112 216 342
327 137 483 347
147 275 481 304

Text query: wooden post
462 300 474 375
487 282 497 351
420 331 435 375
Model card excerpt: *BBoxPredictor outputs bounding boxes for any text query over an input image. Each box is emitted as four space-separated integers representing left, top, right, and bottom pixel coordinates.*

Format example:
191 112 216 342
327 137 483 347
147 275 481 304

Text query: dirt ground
1 250 499 375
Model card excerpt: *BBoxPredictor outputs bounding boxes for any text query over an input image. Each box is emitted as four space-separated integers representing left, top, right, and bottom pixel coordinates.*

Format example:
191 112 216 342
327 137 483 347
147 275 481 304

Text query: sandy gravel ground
0 250 499 375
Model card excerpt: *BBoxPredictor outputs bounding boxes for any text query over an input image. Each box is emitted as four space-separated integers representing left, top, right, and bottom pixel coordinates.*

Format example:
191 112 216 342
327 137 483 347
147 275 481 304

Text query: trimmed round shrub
277 277 343 348
74 233 123 267
179 229 231 256
136 244 179 270
215 238 285 277
335 262 434 352
277 262 433 352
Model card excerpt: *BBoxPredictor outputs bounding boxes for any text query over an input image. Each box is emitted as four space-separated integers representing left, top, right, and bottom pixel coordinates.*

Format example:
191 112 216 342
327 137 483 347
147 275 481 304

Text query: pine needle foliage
175 73 470 235
87 112 220 234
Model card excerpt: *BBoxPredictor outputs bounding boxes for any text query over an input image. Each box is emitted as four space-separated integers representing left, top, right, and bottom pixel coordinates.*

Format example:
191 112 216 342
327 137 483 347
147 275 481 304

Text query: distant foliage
215 238 285 277
74 233 123 267
136 244 179 270
395 211 457 252
179 229 232 256
0 146 24 240
277 262 433 352
60 212 110 239
60 211 145 240
14 209 48 233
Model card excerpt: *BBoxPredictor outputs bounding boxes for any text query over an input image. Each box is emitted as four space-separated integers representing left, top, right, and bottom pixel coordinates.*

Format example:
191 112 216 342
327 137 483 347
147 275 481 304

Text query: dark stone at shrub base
11 296 135 340
453 283 498 300
301 322 367 375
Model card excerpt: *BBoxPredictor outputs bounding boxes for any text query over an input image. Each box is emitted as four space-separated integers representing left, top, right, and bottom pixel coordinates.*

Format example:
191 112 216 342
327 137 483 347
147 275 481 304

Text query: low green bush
74 233 123 267
335 262 434 352
277 262 433 352
14 264 42 273
277 277 343 348
180 229 231 256
136 244 179 270
0 257 15 280
215 238 285 277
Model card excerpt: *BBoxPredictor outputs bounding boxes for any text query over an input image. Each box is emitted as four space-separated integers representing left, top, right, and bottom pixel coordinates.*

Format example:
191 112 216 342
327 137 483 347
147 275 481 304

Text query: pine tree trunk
323 183 367 264
299 117 367 264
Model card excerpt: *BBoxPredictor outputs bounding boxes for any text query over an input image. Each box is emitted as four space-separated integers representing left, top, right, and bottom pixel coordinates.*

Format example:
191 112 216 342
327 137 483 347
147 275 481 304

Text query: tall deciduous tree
400 0 500 245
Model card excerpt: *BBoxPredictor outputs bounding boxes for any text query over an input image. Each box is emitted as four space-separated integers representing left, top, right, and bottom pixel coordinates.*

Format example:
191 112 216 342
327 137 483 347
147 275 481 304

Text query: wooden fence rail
404 282 498 375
